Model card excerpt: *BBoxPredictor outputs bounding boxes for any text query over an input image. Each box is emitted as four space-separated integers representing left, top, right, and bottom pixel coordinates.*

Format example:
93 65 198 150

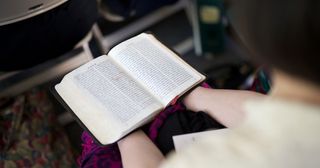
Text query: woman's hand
182 87 265 128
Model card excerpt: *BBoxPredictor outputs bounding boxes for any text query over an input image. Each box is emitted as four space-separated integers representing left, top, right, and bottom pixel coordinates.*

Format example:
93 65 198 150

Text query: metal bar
102 0 186 51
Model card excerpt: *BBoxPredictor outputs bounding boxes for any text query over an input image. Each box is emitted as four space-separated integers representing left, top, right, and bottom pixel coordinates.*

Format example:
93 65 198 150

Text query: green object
197 0 225 54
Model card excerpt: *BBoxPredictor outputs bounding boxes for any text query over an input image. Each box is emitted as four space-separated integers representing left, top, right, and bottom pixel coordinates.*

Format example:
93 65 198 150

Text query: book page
56 81 120 144
56 56 162 144
109 33 205 106
173 129 229 152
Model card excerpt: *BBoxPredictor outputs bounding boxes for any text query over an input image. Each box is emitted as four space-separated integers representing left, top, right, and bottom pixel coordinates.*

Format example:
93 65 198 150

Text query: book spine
196 0 225 55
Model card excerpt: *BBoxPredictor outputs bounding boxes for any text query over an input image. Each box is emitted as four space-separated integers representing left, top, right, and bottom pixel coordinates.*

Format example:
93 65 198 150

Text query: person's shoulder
161 125 320 168
160 128 269 168
160 99 320 168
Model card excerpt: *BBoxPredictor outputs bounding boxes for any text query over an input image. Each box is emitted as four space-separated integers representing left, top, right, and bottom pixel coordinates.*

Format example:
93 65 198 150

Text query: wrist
182 86 206 111
118 130 144 146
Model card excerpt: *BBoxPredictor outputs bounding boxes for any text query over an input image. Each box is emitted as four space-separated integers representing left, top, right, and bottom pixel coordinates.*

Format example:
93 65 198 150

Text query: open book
55 33 205 145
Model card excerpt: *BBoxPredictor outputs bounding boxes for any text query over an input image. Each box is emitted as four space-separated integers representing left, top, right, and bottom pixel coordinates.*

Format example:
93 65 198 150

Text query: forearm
118 130 164 168
183 87 265 128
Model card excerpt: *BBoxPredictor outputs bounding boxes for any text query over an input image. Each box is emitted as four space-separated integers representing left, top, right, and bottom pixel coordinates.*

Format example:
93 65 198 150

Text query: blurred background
0 0 268 166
